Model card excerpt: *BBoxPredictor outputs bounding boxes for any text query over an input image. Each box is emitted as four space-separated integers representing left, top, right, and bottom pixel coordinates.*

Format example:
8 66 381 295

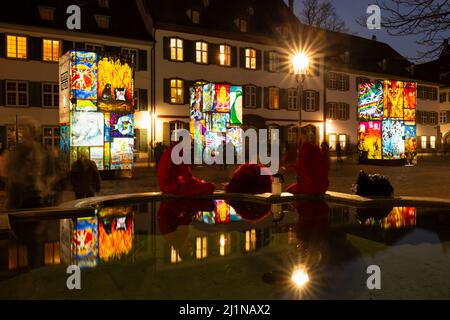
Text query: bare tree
363 0 450 60
298 0 348 32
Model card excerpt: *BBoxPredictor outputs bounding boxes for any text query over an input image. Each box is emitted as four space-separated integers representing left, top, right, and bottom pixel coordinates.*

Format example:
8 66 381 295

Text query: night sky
289 0 449 62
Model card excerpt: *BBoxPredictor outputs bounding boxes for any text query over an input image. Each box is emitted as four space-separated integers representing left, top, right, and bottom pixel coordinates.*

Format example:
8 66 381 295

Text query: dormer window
248 7 254 16
95 15 110 29
191 10 200 24
39 6 55 21
235 18 247 33
98 0 109 8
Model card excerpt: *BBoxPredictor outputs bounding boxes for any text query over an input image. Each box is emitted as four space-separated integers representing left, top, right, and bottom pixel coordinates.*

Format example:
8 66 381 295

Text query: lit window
170 246 182 264
170 121 185 141
170 38 183 61
170 79 184 104
8 245 28 270
191 10 200 24
219 44 231 66
288 88 298 110
328 134 337 151
6 81 28 106
430 136 436 149
245 48 256 69
196 236 208 259
440 111 447 124
43 39 60 62
219 233 231 256
44 242 61 265
244 85 256 108
245 229 256 252
7 35 27 59
268 52 280 72
269 87 279 109
339 134 347 150
95 15 110 29
98 0 109 8
39 6 55 21
195 41 208 64
421 136 427 149
42 83 59 107
85 43 104 52
304 91 316 111
42 126 60 147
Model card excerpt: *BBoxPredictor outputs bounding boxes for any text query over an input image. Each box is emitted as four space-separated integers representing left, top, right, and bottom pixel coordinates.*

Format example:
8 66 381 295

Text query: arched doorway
443 131 450 153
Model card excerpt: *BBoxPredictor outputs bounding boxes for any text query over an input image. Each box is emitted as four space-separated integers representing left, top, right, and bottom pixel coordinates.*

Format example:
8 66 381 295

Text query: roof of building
0 0 153 42
416 41 450 86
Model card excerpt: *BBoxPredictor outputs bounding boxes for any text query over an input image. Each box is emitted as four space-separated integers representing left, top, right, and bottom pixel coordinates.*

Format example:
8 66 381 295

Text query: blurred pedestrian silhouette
5 119 45 209
154 142 165 165
69 154 101 199
336 141 343 163
42 146 65 206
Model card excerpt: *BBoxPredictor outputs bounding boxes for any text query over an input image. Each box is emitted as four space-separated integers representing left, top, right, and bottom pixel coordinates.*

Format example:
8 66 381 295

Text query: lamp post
292 52 309 144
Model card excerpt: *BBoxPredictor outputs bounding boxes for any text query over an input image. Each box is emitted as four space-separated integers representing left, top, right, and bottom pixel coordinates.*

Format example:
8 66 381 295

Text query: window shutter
313 60 320 76
239 48 245 68
256 86 262 108
279 88 287 109
315 91 320 111
138 50 147 71
29 37 42 61
75 42 84 50
263 51 269 71
345 103 350 120
302 91 306 111
62 40 73 54
163 79 170 103
185 40 195 63
230 46 237 67
208 43 219 65
447 111 450 124
256 49 262 70
163 37 170 60
325 103 330 119
184 80 193 104
139 89 148 111
264 87 269 108
0 33 5 57
0 80 5 106
104 45 120 55
416 110 422 124
325 72 330 89
29 81 41 107
424 112 429 124
163 122 170 145
345 75 350 91
139 129 148 152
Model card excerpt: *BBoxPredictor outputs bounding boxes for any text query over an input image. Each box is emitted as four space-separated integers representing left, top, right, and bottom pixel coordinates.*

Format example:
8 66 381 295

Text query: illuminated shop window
339 134 347 150
7 35 27 59
328 133 337 151
42 83 59 107
42 126 60 147
196 236 208 259
195 41 208 64
430 136 436 149
6 81 28 106
170 79 184 104
170 38 183 61
44 241 61 265
245 229 256 252
287 88 298 110
43 39 60 62
244 85 256 108
219 44 231 66
170 246 182 264
219 233 231 256
8 245 28 270
245 48 256 69
269 87 279 109
421 136 427 149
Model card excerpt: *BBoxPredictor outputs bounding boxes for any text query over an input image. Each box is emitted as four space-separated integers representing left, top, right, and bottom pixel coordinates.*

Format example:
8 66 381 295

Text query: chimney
372 35 377 41
289 0 294 13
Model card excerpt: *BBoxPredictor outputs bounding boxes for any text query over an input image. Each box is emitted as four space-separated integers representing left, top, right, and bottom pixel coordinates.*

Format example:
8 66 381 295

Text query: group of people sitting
157 132 330 196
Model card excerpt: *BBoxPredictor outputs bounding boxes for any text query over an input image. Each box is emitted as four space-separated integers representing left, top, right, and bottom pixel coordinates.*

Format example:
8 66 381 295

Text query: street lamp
292 52 309 143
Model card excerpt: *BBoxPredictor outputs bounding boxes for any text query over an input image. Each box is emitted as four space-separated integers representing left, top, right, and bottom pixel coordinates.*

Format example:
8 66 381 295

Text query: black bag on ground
353 170 394 197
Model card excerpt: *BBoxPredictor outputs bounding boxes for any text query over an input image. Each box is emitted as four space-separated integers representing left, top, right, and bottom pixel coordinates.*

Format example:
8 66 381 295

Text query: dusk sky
290 0 449 62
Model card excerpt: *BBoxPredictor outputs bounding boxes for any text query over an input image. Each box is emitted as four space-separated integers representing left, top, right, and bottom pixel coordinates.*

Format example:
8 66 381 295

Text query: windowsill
194 61 209 65
168 58 185 63
168 102 186 105
4 105 29 108
242 67 258 71
42 59 59 64
6 57 28 61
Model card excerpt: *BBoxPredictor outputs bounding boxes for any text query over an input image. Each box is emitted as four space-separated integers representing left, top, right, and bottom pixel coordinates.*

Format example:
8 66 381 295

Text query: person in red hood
286 132 330 195
157 140 215 195
224 163 273 194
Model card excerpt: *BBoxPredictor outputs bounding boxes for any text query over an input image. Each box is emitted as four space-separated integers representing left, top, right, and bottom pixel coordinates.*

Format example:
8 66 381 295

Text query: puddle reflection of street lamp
292 52 310 142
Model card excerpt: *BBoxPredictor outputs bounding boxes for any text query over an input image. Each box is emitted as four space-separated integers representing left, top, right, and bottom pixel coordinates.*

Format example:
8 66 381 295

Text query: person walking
69 154 101 199
336 141 343 163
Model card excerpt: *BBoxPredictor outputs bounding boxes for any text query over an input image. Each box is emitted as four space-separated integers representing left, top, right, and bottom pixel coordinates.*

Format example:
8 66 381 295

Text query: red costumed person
286 135 330 195
157 142 215 195
224 163 273 194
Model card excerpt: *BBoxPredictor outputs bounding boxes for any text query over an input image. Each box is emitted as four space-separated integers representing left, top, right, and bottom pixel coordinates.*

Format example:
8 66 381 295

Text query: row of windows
417 111 438 125
3 34 146 70
165 78 320 110
420 136 437 149
326 102 350 120
165 37 319 74
418 86 438 101
327 72 350 91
